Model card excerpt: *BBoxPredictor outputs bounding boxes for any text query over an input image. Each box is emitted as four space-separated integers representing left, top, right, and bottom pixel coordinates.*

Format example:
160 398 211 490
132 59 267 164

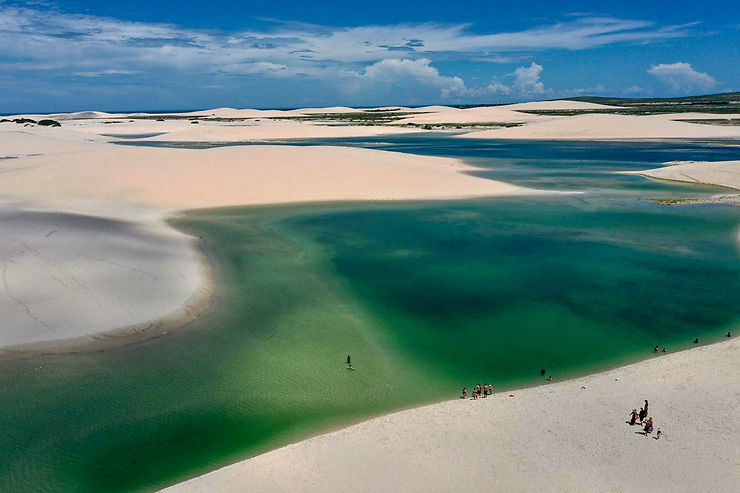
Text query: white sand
390 106 546 126
0 122 532 350
0 201 207 352
164 337 740 493
459 113 740 140
133 120 419 142
633 160 740 191
502 100 623 110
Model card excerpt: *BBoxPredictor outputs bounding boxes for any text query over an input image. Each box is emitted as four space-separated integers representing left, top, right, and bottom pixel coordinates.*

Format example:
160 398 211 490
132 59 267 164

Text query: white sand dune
391 106 546 126
0 202 207 351
0 123 532 351
633 160 740 191
0 143 531 211
501 100 622 110
164 337 740 493
134 121 418 142
460 113 740 140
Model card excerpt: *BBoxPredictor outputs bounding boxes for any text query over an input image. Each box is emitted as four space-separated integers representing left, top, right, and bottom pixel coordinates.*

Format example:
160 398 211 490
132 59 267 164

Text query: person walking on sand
644 400 649 416
644 417 654 434
629 409 638 426
638 407 646 425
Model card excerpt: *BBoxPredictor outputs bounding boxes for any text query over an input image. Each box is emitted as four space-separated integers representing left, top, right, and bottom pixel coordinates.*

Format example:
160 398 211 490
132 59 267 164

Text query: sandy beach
458 113 740 140
164 336 740 493
634 160 740 191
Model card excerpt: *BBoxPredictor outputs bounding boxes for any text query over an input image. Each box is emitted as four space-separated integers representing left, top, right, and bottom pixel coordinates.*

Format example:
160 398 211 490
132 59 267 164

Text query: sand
633 160 740 191
390 106 546 126
459 113 740 140
0 121 532 351
0 201 208 352
164 336 740 493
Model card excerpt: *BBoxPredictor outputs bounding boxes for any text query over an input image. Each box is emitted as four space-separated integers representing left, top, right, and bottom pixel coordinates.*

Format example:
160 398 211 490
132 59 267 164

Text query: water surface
1 139 739 492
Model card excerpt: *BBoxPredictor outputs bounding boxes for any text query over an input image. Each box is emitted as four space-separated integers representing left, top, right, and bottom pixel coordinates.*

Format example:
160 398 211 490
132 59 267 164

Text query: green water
1 140 740 492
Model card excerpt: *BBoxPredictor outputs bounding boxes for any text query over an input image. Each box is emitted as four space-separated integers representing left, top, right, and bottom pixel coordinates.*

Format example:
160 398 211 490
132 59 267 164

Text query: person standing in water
347 355 351 366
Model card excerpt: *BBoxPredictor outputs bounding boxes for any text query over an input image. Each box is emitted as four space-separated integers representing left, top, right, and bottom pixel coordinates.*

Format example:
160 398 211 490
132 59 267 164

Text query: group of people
461 383 493 399
628 399 660 438
654 332 732 353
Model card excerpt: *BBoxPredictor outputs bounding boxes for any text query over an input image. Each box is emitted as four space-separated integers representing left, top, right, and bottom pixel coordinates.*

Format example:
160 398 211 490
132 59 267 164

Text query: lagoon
1 139 739 492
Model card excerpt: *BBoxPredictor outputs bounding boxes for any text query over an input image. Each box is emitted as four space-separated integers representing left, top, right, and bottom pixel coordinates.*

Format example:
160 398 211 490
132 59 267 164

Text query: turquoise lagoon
1 139 739 492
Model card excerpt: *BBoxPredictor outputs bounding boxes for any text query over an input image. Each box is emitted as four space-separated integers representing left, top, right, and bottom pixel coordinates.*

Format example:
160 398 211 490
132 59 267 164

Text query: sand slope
134 121 418 142
391 106 546 125
164 337 740 493
0 204 207 351
0 143 531 211
459 114 740 140
635 160 740 191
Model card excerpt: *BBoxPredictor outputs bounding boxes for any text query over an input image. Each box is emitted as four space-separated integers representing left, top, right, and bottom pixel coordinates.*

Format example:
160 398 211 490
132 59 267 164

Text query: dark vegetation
38 119 61 127
0 118 60 126
518 93 740 116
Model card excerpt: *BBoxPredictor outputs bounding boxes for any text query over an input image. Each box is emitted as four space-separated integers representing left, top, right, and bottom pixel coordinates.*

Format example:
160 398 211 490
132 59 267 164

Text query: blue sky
1 0 738 112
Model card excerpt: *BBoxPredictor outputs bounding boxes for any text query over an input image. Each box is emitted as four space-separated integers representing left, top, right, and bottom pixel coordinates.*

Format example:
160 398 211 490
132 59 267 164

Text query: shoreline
0 220 215 360
164 333 740 492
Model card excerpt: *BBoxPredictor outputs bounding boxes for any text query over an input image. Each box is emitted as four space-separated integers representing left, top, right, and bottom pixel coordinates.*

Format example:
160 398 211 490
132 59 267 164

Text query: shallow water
1 139 739 492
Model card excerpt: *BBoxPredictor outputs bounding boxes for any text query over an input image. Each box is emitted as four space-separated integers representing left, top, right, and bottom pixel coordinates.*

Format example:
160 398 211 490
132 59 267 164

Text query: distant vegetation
0 118 61 126
38 119 61 127
519 92 740 116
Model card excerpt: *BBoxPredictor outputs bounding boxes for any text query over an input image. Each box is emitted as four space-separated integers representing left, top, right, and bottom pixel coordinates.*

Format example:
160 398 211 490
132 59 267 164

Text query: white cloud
512 62 545 94
0 5 695 79
480 63 546 97
358 58 465 99
73 69 141 77
486 82 512 95
647 62 715 91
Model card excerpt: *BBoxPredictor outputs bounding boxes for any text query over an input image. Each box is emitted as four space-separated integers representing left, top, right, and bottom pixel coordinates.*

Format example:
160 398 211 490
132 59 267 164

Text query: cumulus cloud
346 58 466 102
362 58 464 96
512 62 545 94
486 82 512 95
647 62 715 91
480 63 547 97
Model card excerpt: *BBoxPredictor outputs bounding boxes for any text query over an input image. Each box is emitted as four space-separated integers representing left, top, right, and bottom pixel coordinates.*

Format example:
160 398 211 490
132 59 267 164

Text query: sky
0 0 738 112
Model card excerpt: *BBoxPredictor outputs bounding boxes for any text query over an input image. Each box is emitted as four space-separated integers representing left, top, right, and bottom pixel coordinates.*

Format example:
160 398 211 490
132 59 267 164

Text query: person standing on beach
629 409 638 426
638 407 646 424
644 400 649 416
462 387 467 399
644 417 654 434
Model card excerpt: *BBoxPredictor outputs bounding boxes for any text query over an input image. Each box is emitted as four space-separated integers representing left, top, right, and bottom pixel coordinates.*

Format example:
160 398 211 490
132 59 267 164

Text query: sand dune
0 203 207 351
0 124 533 350
134 120 418 142
0 143 531 211
460 113 740 140
164 337 740 493
391 106 546 125
501 100 622 110
634 160 740 191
